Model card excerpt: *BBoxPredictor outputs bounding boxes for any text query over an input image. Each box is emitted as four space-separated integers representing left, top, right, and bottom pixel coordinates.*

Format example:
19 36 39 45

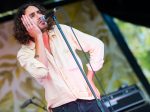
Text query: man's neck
42 31 51 53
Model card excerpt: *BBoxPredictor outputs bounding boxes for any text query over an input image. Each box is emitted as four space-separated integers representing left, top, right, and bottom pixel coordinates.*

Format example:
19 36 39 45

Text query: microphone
41 8 57 21
20 98 33 109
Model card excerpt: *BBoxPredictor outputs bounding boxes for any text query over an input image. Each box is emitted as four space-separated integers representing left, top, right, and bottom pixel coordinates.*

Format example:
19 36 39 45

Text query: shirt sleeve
17 48 49 79
62 25 104 71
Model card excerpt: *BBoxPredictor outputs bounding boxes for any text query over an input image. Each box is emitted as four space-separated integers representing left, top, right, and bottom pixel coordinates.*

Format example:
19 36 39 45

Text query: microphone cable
58 7 114 112
46 6 114 112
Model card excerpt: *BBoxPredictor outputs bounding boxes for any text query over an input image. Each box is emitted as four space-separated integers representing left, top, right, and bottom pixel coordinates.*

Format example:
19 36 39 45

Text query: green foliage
115 19 150 82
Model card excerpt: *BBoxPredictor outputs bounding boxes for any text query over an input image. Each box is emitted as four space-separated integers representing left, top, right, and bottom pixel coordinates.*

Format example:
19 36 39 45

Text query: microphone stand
51 15 105 112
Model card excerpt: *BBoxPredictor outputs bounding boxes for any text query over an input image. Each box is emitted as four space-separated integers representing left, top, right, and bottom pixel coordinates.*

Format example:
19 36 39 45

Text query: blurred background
0 0 150 112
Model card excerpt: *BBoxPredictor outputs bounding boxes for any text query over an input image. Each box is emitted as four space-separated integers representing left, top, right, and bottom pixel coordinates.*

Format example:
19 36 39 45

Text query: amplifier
101 85 146 112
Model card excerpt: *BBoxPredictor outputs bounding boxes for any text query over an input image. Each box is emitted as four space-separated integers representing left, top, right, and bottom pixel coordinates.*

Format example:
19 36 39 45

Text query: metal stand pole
52 15 105 112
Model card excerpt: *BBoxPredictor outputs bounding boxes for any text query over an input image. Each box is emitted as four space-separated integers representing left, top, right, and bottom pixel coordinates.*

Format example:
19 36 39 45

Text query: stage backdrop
0 0 145 112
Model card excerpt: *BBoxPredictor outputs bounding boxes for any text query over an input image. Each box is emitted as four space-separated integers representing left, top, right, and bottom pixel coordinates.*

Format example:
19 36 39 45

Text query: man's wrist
87 70 95 80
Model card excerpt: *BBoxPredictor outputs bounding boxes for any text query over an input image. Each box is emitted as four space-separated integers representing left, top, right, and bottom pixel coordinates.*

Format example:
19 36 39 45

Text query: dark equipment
101 85 150 112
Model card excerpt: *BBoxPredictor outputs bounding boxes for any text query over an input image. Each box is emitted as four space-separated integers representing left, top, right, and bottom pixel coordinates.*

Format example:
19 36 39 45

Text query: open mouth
38 17 46 24
38 19 46 26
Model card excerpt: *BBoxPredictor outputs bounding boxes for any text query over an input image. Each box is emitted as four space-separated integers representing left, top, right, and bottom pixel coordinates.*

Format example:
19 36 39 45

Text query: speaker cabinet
124 102 150 112
101 85 149 112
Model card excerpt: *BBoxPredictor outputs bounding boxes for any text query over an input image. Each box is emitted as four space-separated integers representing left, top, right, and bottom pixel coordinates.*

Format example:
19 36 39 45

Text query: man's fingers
21 15 34 29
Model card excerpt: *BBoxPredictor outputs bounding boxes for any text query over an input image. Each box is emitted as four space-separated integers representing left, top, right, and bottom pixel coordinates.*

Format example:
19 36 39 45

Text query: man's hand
21 15 42 39
87 70 100 98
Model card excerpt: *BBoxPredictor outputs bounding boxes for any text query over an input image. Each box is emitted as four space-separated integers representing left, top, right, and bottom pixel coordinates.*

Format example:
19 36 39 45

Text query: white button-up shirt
17 24 104 109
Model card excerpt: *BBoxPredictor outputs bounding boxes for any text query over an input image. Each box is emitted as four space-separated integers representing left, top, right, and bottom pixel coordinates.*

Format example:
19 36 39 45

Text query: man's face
24 6 48 31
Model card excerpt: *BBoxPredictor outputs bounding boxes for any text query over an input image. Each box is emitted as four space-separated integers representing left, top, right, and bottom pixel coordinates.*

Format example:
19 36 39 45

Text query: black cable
70 26 114 112
57 5 114 112
51 5 114 112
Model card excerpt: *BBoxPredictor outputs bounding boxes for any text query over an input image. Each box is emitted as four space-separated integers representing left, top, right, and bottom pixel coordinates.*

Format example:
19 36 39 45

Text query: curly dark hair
14 1 54 45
